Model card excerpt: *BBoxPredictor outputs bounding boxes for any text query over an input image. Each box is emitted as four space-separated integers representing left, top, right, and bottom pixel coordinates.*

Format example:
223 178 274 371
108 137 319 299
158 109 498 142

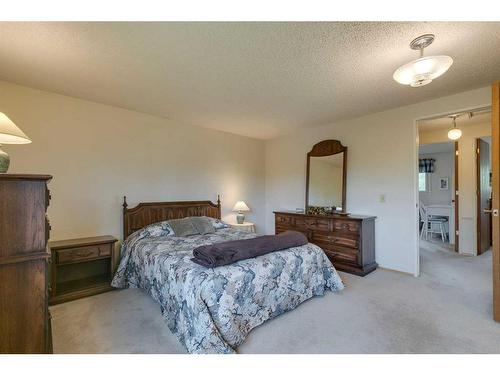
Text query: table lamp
0 112 31 173
232 201 250 224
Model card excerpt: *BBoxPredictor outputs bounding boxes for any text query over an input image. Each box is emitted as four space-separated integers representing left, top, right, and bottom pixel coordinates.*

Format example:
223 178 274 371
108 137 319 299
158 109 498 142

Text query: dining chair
419 201 448 242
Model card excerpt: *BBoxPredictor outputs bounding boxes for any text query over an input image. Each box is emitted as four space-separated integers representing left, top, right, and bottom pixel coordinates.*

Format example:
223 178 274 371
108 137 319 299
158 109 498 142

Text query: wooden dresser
0 174 53 353
274 211 377 276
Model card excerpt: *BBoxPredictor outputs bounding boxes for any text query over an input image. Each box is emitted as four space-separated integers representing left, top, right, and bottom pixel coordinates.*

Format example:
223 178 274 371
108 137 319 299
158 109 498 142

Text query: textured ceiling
1 22 500 139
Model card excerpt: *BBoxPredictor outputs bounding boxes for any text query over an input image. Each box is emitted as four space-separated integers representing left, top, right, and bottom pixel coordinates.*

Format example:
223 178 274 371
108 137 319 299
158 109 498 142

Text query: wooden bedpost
123 196 128 240
217 194 221 219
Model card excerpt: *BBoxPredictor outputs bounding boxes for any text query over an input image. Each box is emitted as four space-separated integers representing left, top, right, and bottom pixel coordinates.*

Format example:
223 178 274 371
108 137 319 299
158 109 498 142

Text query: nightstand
49 235 118 305
229 222 256 233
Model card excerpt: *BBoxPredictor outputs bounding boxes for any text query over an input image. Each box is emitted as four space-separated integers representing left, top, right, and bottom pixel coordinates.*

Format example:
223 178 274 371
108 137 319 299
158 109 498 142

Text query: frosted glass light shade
232 201 250 212
0 112 31 144
447 128 462 140
393 55 453 87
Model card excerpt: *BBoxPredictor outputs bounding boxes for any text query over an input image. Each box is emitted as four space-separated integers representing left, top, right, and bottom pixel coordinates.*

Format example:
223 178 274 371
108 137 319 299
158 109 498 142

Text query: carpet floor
50 242 500 353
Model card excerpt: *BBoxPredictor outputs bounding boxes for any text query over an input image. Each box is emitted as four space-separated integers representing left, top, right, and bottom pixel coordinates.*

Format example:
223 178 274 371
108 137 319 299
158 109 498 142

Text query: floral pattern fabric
112 226 344 354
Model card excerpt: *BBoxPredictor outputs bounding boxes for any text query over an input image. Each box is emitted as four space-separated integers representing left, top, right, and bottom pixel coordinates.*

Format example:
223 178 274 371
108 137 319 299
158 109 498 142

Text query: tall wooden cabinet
0 174 53 353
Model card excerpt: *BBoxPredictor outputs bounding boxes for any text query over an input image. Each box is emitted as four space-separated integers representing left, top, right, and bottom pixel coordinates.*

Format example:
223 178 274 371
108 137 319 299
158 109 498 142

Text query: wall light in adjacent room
447 115 462 140
393 34 453 87
0 112 32 173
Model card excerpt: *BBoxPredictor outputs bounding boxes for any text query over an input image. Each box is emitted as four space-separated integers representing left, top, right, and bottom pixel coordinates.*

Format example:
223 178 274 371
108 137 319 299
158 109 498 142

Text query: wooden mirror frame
305 139 347 214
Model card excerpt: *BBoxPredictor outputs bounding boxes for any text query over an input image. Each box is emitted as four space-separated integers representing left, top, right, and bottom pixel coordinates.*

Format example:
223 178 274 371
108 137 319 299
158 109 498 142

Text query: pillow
167 217 199 237
143 221 174 237
204 217 231 230
190 217 216 235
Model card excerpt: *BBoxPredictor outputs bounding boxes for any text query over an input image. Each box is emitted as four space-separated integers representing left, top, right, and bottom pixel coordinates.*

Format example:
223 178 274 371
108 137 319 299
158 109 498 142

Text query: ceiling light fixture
393 34 453 87
447 115 462 140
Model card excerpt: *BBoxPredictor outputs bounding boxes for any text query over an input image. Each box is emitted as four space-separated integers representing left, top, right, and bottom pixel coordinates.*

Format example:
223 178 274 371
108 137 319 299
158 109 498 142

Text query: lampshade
393 34 453 87
0 112 32 144
232 201 250 212
447 128 462 140
393 55 453 87
447 115 462 141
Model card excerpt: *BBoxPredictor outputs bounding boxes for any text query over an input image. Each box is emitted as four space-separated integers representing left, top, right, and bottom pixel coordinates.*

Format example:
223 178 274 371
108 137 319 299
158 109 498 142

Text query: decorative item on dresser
274 211 377 276
49 235 118 305
0 174 53 353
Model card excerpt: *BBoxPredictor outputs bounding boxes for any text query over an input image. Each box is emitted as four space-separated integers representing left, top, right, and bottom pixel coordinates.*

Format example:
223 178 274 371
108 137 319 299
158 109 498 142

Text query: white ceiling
1 22 500 139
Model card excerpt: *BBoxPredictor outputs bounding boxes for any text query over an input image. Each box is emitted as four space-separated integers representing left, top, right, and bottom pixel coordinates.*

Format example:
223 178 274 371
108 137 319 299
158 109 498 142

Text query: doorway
416 107 492 260
417 141 456 253
413 83 500 322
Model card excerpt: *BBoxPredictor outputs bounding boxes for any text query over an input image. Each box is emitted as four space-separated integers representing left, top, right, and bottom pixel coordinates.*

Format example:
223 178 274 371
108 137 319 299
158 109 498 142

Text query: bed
112 197 344 353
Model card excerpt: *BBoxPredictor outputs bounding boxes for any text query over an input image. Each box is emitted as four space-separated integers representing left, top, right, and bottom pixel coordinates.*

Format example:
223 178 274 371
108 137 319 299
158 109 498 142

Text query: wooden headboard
122 196 221 239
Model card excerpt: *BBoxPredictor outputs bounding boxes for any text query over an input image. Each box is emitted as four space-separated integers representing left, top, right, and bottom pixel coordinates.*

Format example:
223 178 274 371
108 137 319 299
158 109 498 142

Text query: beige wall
0 81 266 241
265 86 491 275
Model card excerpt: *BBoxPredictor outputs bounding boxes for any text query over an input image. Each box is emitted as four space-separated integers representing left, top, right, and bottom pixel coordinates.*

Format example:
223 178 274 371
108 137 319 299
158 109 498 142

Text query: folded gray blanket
191 230 308 268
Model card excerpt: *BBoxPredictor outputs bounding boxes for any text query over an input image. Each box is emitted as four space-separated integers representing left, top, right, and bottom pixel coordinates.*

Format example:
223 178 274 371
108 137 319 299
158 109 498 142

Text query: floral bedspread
112 226 344 353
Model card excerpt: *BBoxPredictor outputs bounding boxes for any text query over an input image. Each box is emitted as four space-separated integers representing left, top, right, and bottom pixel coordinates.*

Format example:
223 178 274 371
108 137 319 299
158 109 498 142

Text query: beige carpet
50 242 500 353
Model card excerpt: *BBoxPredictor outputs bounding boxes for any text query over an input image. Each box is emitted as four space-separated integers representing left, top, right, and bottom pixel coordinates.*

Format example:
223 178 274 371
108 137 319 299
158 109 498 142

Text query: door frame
454 141 459 252
413 103 491 276
476 137 492 255
492 82 500 322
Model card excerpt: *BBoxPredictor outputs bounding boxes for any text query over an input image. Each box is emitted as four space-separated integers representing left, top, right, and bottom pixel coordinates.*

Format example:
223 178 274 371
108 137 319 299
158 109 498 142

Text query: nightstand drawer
57 244 111 265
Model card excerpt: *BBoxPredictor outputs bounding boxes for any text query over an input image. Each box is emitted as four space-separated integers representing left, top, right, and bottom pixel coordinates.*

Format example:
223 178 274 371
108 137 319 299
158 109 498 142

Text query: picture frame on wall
439 177 449 190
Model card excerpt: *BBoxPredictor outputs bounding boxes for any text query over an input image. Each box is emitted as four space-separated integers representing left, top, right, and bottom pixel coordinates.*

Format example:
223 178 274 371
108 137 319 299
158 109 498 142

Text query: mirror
306 140 347 215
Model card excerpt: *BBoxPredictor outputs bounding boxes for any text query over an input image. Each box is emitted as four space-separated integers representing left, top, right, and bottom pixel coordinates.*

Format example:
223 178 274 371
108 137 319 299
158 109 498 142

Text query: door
477 138 491 255
492 81 500 322
455 142 459 252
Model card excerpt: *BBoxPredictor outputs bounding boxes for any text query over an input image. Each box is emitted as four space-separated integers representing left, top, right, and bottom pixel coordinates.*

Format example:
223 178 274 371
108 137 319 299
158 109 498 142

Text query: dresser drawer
323 247 358 264
57 244 111 265
275 224 293 234
305 217 330 231
275 214 293 226
313 231 359 249
294 216 306 227
332 220 360 235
